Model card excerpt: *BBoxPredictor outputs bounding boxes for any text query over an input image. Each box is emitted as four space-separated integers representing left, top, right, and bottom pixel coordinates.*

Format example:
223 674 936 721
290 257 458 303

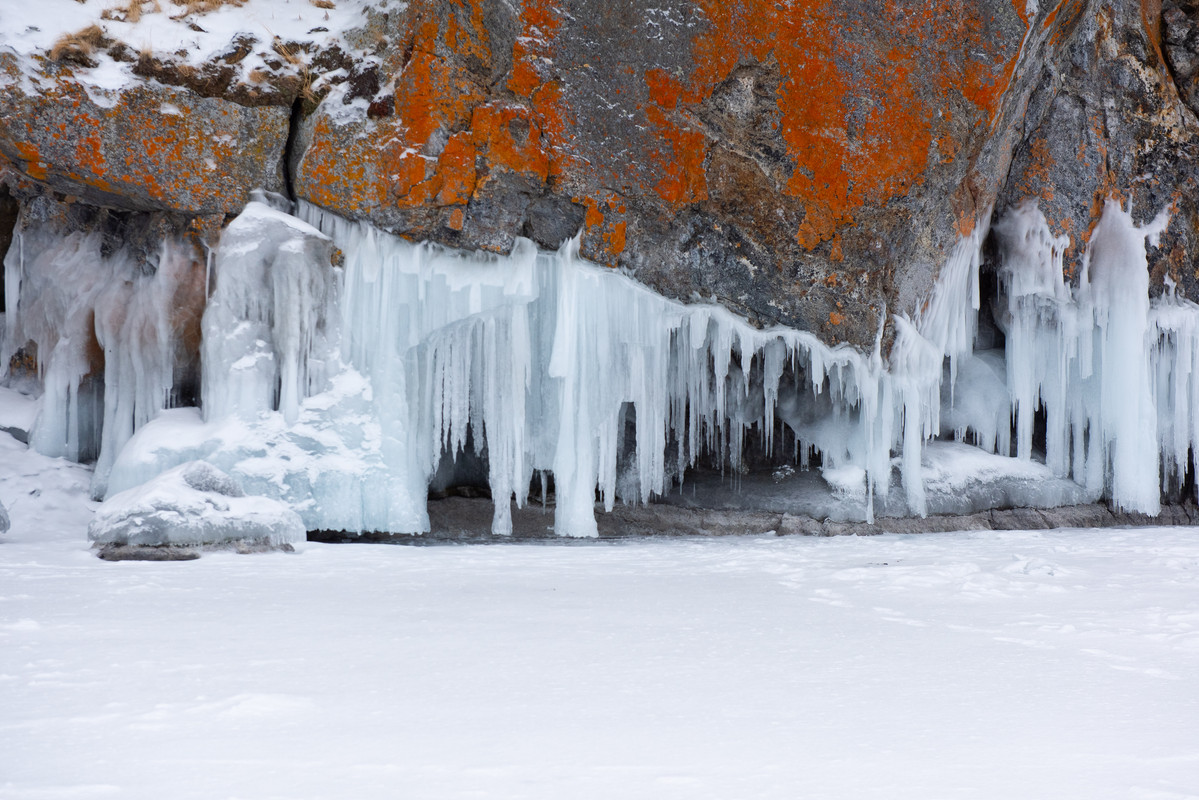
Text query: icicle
90 194 1193 536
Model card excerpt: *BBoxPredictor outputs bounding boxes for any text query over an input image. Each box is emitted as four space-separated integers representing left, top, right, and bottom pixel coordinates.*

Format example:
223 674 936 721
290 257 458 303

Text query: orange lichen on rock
509 0 562 99
445 0 492 69
644 104 708 206
296 116 379 213
434 133 478 206
645 68 682 110
662 0 1028 249
1 79 287 214
580 194 628 262
10 140 47 181
1013 135 1058 205
470 103 550 185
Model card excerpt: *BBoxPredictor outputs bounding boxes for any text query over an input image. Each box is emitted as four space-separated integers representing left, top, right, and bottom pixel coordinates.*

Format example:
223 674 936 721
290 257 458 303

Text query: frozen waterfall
2 195 1196 536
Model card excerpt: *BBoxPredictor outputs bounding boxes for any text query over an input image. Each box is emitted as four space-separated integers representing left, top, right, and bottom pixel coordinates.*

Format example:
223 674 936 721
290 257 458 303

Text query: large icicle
947 199 1179 514
83 196 1199 537
0 212 205 498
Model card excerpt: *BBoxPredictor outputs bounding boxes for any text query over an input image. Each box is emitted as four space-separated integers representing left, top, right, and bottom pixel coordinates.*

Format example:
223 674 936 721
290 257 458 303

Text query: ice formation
88 460 305 547
105 201 903 536
968 199 1176 515
3 192 1196 537
1 208 205 498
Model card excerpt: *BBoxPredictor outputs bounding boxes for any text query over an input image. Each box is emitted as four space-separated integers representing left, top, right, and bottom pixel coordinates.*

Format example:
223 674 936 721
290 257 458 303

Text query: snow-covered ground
2 431 1198 799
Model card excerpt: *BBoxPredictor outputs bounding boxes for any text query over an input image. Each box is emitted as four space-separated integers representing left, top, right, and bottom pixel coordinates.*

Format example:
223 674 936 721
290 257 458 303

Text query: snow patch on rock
88 461 305 547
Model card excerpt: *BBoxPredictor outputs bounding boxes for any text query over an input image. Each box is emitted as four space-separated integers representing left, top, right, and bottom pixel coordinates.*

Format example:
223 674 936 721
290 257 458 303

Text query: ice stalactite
0 215 204 497
945 199 1179 514
13 192 1195 536
303 203 905 536
889 216 990 517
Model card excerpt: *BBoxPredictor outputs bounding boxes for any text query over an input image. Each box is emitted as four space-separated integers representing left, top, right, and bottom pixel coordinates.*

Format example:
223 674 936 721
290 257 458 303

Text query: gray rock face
0 500 9 534
998 1 1199 295
2 1 1196 352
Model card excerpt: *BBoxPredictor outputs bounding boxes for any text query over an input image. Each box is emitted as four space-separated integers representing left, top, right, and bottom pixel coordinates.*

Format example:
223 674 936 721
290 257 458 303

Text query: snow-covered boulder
0 500 9 534
88 461 304 548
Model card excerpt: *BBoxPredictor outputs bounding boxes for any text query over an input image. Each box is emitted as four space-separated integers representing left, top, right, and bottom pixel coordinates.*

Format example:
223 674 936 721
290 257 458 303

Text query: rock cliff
2 0 1198 535
4 1 1193 348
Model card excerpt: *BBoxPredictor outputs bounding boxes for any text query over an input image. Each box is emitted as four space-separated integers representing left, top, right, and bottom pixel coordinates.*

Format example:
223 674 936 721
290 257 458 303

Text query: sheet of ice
88 460 305 546
0 427 97 544
0 385 39 443
661 440 1092 521
917 439 1094 514
2 497 1198 799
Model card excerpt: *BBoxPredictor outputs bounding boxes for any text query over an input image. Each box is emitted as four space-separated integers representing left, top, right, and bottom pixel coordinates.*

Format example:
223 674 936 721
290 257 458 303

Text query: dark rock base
96 541 296 561
306 498 1199 544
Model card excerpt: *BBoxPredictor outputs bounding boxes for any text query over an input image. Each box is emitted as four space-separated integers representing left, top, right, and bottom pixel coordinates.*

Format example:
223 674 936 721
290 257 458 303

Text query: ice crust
3 195 1193 536
88 460 305 547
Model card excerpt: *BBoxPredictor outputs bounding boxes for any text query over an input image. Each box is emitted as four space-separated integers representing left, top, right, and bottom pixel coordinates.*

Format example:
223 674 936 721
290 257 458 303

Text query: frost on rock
88 460 304 547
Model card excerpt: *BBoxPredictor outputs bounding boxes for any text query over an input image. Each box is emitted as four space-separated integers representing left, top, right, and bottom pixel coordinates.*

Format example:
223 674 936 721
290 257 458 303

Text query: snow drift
88 460 305 547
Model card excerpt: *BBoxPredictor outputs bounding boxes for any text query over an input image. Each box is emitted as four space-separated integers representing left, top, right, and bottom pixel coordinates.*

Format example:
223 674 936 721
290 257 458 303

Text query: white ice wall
6 195 1196 535
946 200 1182 515
0 218 203 498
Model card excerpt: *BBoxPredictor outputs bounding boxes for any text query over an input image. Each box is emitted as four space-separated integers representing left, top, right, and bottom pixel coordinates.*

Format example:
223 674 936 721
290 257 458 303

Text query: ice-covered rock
88 461 305 548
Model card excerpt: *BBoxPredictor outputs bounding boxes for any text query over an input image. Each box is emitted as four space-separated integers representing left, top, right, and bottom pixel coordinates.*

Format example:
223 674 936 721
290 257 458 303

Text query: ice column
956 199 1176 514
0 215 204 497
201 200 339 425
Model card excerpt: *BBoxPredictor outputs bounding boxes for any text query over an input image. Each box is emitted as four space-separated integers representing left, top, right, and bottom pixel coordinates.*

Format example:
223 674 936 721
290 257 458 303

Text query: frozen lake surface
1 435 1198 799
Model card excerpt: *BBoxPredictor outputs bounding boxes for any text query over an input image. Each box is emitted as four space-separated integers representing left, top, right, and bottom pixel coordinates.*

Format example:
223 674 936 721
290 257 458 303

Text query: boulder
88 461 305 548
0 53 289 215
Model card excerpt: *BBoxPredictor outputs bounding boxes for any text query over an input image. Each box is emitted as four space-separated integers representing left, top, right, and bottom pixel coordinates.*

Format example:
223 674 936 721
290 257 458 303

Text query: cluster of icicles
0 193 1193 535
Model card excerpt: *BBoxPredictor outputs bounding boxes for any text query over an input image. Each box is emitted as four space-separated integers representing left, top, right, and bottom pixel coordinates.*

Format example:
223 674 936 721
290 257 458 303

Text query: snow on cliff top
0 0 393 97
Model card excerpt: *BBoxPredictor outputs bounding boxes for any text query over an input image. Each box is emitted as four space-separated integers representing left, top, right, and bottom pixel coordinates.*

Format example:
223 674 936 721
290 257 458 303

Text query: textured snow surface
88 460 305 546
2 510 1199 798
2 427 1199 796
0 0 378 101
